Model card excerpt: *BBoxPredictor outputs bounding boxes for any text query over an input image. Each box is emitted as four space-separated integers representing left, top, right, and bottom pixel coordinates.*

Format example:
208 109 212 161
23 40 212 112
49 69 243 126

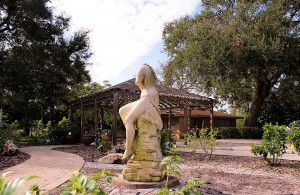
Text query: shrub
286 122 300 155
251 123 287 165
160 129 176 155
48 117 80 143
0 120 22 147
184 128 219 159
197 128 219 159
217 127 263 139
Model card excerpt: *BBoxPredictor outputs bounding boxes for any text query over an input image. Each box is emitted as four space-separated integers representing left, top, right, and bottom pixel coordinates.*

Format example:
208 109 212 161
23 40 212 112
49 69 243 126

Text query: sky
51 0 202 85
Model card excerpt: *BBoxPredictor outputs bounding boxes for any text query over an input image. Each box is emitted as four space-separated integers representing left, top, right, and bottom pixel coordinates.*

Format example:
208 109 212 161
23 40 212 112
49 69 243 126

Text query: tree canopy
162 0 300 126
0 0 93 131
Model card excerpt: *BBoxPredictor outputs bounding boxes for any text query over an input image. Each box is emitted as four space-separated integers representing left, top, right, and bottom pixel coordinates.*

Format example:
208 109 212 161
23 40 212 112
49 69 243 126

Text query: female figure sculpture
119 63 163 161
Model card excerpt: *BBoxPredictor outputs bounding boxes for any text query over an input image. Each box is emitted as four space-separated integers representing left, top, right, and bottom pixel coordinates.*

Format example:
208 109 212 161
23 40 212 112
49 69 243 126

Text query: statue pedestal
122 116 165 182
112 175 179 189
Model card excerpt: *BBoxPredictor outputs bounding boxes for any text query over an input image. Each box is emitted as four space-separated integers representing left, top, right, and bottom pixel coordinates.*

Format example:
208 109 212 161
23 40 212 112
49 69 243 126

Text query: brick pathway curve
0 145 84 193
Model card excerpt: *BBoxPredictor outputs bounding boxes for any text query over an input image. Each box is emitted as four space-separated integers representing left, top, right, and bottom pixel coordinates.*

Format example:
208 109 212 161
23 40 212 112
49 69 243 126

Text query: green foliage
0 120 22 148
275 74 300 123
162 1 300 126
95 131 112 153
230 107 247 127
72 82 104 98
286 122 300 155
26 183 45 195
197 128 219 159
48 117 79 143
25 120 51 145
0 172 39 195
159 154 204 195
176 178 204 195
160 129 176 155
251 123 287 165
160 155 184 194
0 0 92 129
258 93 288 126
61 172 106 195
90 170 117 184
0 171 117 195
217 127 263 139
185 128 219 159
182 131 193 146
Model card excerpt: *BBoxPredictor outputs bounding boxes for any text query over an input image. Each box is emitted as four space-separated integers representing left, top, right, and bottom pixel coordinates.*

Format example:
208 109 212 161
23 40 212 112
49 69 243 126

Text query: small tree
185 128 219 159
251 123 287 165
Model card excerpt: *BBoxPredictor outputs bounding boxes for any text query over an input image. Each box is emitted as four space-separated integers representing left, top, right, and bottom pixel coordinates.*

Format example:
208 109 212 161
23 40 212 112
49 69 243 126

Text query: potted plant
101 129 112 141
81 125 96 146
49 117 79 144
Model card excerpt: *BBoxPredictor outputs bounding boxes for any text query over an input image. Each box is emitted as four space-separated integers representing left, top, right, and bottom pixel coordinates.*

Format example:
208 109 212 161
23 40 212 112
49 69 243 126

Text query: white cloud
51 0 201 84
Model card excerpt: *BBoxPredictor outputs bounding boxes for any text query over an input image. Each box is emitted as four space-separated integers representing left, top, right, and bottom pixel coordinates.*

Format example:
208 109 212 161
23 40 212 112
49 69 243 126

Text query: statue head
135 63 157 88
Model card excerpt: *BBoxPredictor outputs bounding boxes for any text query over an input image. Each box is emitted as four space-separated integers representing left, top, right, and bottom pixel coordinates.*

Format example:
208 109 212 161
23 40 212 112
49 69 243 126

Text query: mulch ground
0 152 31 171
51 146 300 194
1 145 300 194
52 145 103 162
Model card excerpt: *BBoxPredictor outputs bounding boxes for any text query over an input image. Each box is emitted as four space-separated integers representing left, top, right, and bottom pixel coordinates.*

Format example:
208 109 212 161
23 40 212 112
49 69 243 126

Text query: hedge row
216 127 263 139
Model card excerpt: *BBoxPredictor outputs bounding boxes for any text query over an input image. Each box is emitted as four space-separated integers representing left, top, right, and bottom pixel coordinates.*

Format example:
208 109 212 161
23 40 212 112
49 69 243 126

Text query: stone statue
119 63 164 182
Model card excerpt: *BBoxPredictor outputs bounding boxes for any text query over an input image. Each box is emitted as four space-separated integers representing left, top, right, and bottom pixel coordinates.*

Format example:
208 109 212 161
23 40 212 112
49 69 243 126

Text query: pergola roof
72 78 213 110
176 110 244 119
72 78 214 146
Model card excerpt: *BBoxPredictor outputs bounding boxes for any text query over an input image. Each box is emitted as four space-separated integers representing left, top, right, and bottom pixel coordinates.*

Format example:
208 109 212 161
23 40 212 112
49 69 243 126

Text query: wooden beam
113 93 119 146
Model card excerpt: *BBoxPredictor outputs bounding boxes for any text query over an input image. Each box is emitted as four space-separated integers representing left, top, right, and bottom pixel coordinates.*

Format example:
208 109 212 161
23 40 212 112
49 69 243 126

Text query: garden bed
1 145 299 194
49 146 300 194
0 152 31 171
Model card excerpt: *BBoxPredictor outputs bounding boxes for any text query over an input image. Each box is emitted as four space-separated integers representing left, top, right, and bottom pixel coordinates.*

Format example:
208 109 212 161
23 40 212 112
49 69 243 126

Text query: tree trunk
244 79 271 127
23 100 30 136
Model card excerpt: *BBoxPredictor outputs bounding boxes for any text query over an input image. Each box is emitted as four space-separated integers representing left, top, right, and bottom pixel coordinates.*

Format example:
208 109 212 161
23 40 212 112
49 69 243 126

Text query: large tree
0 0 92 132
162 0 300 126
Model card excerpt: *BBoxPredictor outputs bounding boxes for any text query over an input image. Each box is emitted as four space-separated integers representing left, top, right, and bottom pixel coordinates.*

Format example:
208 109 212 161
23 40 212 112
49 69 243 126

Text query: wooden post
184 101 189 134
80 99 84 136
210 99 214 130
113 93 119 146
187 108 191 132
94 99 98 136
168 107 171 130
100 107 104 131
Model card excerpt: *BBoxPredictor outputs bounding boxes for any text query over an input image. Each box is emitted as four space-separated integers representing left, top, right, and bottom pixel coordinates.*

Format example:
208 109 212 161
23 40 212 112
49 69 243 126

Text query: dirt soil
51 146 300 195
0 152 31 171
2 145 300 194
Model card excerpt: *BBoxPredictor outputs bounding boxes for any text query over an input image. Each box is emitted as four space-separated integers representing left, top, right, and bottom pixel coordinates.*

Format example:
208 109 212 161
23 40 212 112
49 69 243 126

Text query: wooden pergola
71 78 214 145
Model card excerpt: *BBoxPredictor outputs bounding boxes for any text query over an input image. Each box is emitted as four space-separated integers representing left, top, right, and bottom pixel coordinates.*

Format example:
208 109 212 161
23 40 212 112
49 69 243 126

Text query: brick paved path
0 145 84 193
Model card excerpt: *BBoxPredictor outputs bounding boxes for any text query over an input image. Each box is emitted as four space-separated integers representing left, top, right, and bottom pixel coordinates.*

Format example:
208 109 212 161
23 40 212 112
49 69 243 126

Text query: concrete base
111 175 179 189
